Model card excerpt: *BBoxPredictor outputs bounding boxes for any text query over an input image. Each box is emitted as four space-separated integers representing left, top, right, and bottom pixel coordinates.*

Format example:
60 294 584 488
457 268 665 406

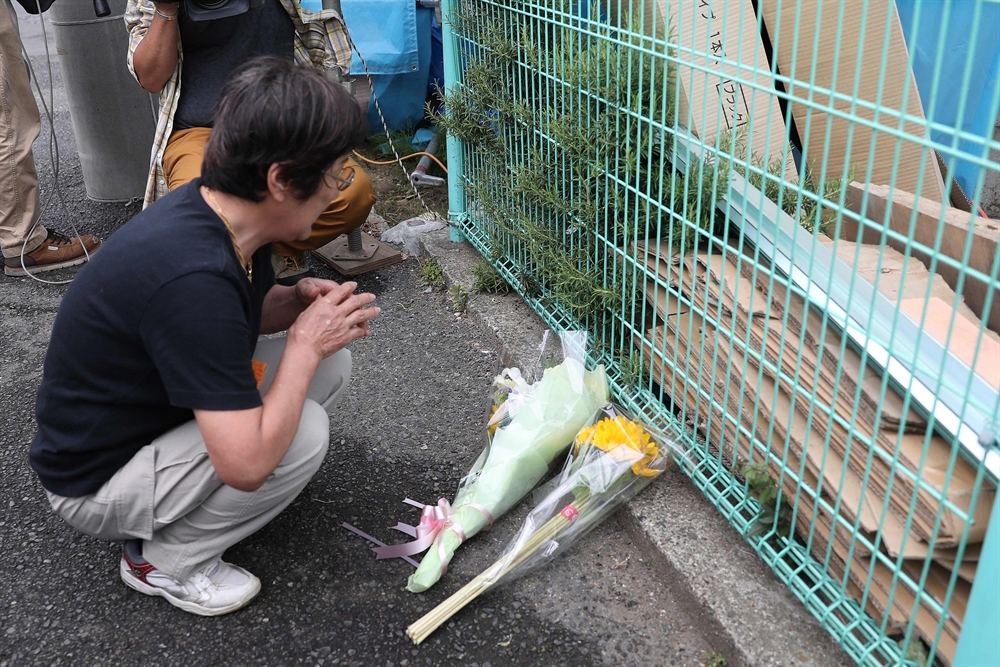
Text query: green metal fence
436 0 1000 664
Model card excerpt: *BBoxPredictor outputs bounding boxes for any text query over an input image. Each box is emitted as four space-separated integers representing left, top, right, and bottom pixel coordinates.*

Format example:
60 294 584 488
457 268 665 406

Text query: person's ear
266 163 291 203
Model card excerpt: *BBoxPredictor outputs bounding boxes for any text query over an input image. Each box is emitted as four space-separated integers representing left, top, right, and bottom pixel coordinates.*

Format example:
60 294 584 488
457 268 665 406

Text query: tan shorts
162 126 376 257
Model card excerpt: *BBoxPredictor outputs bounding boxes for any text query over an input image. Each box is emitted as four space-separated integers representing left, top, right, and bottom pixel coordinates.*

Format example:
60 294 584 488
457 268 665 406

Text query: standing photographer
124 0 375 285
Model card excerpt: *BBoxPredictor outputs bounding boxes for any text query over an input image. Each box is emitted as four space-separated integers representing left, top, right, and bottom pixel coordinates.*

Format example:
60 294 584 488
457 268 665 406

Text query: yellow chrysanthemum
574 416 660 476
487 404 503 436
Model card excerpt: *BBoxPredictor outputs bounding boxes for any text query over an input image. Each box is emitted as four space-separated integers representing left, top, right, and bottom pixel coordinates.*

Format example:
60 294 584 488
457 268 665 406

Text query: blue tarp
896 0 1000 203
342 0 419 75
341 0 439 132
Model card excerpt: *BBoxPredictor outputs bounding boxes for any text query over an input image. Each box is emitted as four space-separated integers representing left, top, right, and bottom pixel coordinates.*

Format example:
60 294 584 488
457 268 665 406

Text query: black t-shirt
174 0 295 129
30 179 275 497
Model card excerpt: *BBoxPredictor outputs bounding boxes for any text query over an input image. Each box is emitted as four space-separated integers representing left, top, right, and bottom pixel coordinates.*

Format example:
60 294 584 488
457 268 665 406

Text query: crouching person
29 57 380 616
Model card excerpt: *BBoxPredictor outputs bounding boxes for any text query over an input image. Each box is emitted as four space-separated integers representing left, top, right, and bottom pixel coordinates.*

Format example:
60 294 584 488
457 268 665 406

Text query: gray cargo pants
45 335 351 581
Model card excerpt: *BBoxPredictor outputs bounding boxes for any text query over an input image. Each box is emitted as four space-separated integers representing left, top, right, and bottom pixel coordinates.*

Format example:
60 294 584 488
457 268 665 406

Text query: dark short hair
202 56 369 202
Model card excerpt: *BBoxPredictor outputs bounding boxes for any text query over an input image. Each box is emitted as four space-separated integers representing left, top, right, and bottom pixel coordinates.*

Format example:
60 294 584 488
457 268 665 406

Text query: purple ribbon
340 522 420 568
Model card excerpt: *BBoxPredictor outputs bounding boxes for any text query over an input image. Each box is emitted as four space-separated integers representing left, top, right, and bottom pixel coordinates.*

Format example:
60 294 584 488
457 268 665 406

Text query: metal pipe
440 0 466 242
416 133 441 174
410 133 446 187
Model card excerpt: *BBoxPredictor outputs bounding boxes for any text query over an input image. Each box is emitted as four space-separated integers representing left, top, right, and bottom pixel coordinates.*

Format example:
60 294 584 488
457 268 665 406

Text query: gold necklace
205 188 253 282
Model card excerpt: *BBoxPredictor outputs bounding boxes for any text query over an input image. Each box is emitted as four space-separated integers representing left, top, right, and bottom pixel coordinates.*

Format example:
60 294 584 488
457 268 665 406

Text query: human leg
45 338 351 612
46 400 328 615
0 0 45 258
161 126 212 191
0 0 100 276
138 339 350 579
139 399 331 580
253 335 352 412
273 156 376 256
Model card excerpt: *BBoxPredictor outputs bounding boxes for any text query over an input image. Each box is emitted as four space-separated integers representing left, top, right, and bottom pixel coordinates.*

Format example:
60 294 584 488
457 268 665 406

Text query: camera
146 0 264 22
182 0 265 22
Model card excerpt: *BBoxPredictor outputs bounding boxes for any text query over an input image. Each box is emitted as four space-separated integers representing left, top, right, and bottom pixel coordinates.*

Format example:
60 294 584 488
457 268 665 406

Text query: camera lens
189 0 231 9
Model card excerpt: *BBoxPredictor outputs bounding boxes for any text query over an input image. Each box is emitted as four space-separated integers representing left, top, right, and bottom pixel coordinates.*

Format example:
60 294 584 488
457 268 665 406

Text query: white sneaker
120 541 261 616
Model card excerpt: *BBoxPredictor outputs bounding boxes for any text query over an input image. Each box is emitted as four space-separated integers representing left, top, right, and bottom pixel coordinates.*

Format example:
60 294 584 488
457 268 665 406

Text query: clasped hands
289 278 380 359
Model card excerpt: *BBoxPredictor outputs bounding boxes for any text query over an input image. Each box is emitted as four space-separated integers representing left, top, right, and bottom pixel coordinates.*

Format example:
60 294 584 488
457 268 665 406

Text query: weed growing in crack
417 258 445 289
471 260 511 294
448 284 469 313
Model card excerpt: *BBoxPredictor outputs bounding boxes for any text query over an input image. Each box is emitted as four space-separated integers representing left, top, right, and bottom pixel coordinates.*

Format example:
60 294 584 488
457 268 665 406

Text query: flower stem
407 491 594 644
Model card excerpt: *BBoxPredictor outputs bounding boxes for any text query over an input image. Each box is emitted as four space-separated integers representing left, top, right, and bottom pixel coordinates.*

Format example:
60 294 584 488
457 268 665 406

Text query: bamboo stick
407 493 594 644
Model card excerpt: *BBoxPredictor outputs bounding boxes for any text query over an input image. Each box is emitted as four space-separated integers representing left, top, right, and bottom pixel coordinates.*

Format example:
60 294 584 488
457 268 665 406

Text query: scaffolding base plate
311 232 404 276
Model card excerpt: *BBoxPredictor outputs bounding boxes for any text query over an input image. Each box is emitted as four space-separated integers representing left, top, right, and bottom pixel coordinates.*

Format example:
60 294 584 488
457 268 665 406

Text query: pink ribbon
373 498 464 561
344 498 496 574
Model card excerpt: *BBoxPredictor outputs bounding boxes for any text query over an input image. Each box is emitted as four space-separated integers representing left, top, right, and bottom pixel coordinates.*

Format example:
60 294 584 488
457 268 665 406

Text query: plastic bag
406 403 689 643
379 217 446 256
483 403 689 582
402 330 610 592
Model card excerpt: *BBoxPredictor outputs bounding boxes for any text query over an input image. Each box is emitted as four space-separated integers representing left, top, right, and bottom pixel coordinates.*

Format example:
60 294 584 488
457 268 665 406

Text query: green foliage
448 283 469 313
471 260 511 294
616 349 644 389
701 650 728 667
741 462 793 539
899 638 931 667
417 258 445 289
432 3 730 337
716 128 850 235
366 123 416 156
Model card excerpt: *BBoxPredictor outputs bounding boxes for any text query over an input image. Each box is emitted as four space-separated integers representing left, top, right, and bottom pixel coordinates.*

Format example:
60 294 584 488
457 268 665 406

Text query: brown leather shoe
4 230 101 277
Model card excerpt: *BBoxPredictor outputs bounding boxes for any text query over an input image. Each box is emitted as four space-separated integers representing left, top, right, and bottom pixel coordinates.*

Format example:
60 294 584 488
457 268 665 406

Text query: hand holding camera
152 0 180 20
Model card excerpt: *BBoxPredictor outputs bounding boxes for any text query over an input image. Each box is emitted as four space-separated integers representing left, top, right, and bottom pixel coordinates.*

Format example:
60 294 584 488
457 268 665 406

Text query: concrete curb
417 228 854 667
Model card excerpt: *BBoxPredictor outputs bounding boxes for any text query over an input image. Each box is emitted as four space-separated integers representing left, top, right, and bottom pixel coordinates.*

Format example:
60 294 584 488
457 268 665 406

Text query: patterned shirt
124 0 352 208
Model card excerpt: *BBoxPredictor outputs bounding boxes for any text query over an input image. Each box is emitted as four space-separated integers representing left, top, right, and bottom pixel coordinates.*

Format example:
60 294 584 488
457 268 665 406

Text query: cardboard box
820 233 1000 390
634 237 995 546
616 0 796 179
758 0 946 202
842 182 1000 334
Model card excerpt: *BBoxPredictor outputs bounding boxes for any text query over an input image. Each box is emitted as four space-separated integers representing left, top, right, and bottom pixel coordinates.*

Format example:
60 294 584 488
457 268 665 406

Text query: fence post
440 0 467 242
953 489 1000 665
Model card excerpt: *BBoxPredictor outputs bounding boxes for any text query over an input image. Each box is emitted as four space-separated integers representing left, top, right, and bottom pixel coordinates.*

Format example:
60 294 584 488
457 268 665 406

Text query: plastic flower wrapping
490 405 686 577
401 331 610 593
406 403 689 643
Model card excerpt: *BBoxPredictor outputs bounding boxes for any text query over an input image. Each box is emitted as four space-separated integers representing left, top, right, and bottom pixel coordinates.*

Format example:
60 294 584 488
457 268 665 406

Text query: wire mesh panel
436 0 1000 664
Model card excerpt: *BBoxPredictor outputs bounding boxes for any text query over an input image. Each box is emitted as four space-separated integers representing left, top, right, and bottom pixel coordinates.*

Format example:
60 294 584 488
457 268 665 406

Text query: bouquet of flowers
370 331 610 593
406 404 687 643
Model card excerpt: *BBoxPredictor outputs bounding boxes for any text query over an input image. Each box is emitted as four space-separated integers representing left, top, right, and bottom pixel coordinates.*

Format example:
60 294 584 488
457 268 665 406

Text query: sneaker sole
119 558 261 617
4 246 100 277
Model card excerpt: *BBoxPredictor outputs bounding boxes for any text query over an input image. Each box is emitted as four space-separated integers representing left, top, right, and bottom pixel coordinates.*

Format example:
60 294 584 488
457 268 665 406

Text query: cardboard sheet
842 182 1000 333
933 558 977 584
630 241 991 661
744 262 994 545
635 240 995 545
758 0 945 202
817 236 992 329
617 0 796 178
900 297 1000 390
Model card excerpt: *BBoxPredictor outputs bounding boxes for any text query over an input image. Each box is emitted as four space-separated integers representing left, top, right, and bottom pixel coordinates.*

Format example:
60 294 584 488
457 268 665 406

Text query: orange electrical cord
352 150 449 174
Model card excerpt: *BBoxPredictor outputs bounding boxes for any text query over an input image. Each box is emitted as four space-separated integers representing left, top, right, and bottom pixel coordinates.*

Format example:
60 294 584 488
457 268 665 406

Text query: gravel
0 21 721 666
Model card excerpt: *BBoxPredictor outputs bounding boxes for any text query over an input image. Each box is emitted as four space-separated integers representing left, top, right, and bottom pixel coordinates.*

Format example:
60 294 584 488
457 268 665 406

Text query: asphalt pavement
0 11 721 666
